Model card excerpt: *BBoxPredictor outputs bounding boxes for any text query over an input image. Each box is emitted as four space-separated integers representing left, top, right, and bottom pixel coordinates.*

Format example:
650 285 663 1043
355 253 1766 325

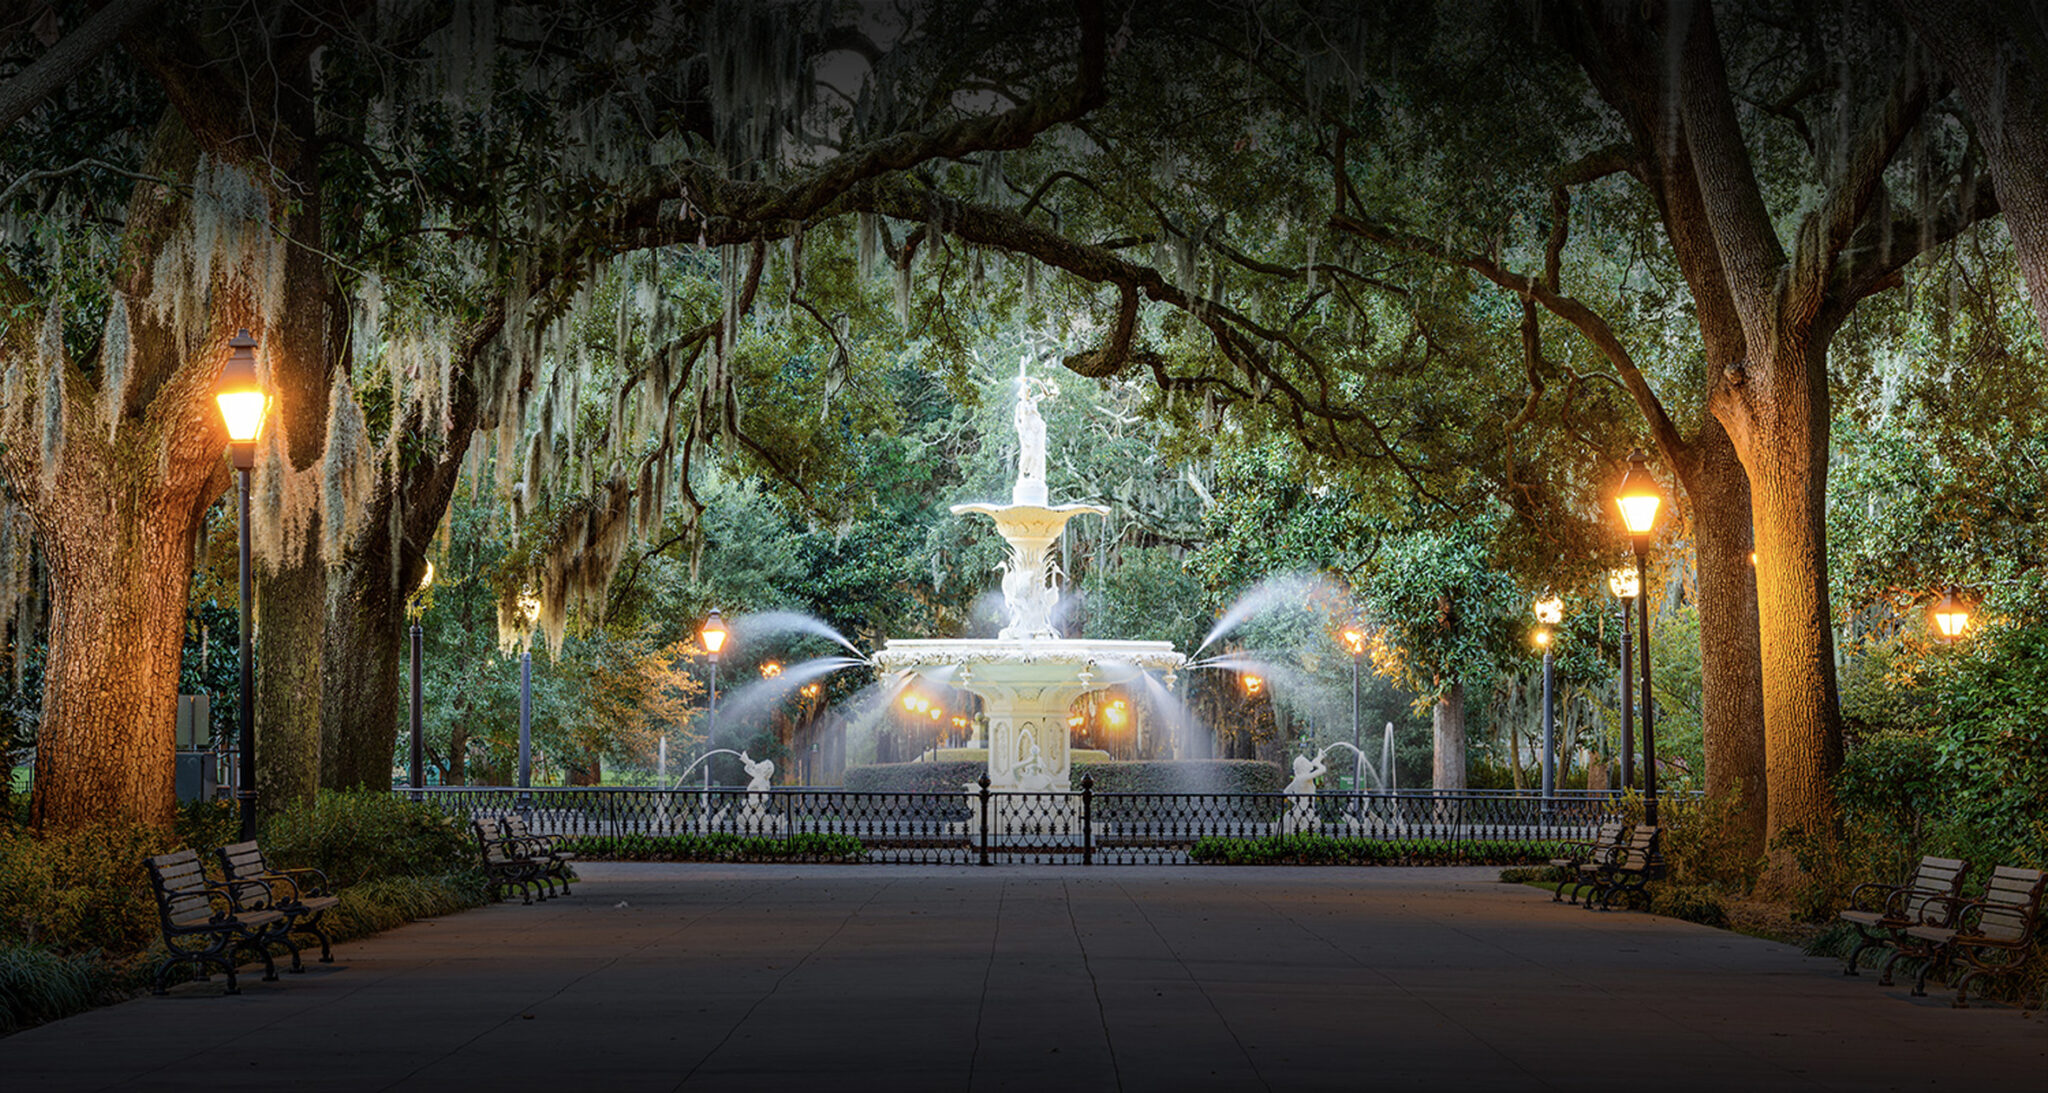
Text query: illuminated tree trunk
1431 680 1465 790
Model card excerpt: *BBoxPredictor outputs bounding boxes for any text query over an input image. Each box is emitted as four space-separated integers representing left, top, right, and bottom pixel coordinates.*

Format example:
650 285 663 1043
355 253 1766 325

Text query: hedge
1189 834 1569 866
842 759 1285 796
566 832 867 862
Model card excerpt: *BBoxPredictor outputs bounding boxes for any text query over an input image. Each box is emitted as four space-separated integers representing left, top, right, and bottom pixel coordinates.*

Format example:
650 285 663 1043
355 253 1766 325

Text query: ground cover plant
0 792 488 1034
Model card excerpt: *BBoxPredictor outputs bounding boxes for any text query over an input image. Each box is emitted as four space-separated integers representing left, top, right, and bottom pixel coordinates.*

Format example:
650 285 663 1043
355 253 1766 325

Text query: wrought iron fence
412 783 1686 866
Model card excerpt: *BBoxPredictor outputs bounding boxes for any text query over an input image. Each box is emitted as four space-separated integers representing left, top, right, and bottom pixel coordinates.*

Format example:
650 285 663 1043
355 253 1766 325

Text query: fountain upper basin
873 638 1184 685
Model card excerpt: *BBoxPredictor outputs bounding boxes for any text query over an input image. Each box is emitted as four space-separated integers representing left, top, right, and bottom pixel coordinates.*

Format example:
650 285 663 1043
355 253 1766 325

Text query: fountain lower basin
873 638 1184 791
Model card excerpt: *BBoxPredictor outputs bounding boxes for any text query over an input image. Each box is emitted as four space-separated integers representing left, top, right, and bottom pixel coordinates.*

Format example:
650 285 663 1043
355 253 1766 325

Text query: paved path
3 864 2040 1090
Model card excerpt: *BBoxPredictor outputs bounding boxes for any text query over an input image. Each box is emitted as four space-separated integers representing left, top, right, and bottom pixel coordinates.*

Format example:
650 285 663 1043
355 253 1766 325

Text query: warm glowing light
1930 587 1971 640
516 590 541 627
1104 703 1128 727
214 329 267 446
700 609 728 655
1532 592 1564 624
1241 673 1265 697
902 695 918 711
802 683 822 698
760 661 783 678
1614 449 1662 536
1341 628 1366 655
1606 565 1639 599
929 707 943 720
1749 551 1758 567
417 559 436 593
1068 714 1085 728
952 717 968 729
1534 627 1552 648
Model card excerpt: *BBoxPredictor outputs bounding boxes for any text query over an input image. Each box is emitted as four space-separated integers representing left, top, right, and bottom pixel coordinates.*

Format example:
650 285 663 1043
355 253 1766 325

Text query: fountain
870 357 1185 793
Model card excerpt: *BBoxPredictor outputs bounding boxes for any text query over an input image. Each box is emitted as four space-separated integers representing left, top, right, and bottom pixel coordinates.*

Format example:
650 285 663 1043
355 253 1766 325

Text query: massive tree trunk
319 545 405 790
1686 426 1768 855
1723 335 1843 843
28 454 212 830
1431 680 1465 790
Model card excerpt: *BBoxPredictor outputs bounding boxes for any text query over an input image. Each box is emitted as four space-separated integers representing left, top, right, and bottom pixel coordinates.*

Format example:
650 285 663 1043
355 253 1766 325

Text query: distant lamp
1533 591 1564 625
902 694 918 711
1614 449 1663 538
1241 673 1265 697
516 589 542 629
1607 565 1639 599
214 329 267 468
1930 587 1971 641
1533 627 1553 648
700 609 728 658
761 661 783 679
1341 628 1366 656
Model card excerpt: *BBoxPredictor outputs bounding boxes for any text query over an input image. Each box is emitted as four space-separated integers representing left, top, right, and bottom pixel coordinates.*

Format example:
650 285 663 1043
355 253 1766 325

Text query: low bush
1649 883 1731 929
262 791 474 885
1189 835 1566 866
566 832 867 862
0 821 171 954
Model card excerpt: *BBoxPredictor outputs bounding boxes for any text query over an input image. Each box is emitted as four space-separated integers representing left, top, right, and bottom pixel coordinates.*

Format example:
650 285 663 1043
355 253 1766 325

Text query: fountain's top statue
1013 356 1057 507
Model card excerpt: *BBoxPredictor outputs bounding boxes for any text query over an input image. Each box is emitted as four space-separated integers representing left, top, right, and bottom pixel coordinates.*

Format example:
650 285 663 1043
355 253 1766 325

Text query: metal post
1081 774 1094 865
1540 644 1555 818
518 648 532 807
409 618 424 798
977 773 992 867
1618 599 1634 795
235 464 256 841
1636 539 1659 826
1350 653 1363 791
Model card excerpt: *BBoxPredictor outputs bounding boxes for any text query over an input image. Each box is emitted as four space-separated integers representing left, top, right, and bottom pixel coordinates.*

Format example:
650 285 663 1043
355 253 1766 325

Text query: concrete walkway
3 864 2040 1090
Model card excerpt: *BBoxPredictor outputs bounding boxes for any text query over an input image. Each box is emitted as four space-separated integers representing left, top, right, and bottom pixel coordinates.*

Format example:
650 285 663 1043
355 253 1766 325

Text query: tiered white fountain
871 361 1184 795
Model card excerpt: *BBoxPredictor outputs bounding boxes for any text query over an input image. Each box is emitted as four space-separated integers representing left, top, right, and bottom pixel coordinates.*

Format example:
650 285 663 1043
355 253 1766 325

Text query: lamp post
1614 449 1664 825
214 329 267 841
407 559 434 799
516 591 540 807
701 607 728 736
1532 591 1563 813
1607 565 1640 795
1929 587 1971 641
1341 628 1366 791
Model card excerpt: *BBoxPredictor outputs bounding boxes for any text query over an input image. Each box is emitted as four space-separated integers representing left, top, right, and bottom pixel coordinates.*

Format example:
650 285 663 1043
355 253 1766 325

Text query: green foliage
260 791 473 887
565 832 865 862
1189 835 1566 866
0 821 170 954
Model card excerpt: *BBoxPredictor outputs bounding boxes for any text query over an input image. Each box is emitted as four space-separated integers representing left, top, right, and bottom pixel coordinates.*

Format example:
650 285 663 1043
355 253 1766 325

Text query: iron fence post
1081 775 1094 865
978 774 992 867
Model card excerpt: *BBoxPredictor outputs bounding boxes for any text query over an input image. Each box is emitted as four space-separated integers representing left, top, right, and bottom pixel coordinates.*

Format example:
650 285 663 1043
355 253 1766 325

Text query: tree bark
1686 425 1769 858
28 460 206 830
319 546 404 789
1431 680 1465 790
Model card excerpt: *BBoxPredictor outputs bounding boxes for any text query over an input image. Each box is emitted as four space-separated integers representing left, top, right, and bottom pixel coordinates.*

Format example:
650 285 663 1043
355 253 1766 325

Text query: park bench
1907 865 2047 1008
1582 824 1663 911
1836 855 1969 979
1550 821 1627 905
145 848 283 995
473 816 552 905
214 840 342 971
501 813 577 898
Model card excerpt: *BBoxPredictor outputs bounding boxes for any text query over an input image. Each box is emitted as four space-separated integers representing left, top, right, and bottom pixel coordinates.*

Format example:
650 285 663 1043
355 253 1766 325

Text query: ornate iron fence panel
411 786 1672 866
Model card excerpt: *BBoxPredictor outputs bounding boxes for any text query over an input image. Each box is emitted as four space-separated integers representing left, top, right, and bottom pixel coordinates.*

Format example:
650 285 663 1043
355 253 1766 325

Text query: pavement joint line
671 875 900 1092
964 875 1010 1089
378 874 794 1093
1061 876 1124 1093
1109 876 1272 1092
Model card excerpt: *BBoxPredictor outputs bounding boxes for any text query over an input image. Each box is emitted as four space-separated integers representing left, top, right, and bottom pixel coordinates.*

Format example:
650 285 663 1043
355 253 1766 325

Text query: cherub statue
740 751 775 793
1281 751 1329 834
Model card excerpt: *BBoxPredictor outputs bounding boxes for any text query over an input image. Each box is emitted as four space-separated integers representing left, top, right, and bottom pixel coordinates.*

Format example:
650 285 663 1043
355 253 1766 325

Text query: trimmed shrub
1189 835 1567 866
566 832 867 862
0 821 172 953
843 761 985 796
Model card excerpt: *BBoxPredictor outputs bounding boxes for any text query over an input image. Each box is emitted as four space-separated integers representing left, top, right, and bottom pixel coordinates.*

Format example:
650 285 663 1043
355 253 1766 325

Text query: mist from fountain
708 655 868 730
733 611 865 657
1192 572 1343 657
